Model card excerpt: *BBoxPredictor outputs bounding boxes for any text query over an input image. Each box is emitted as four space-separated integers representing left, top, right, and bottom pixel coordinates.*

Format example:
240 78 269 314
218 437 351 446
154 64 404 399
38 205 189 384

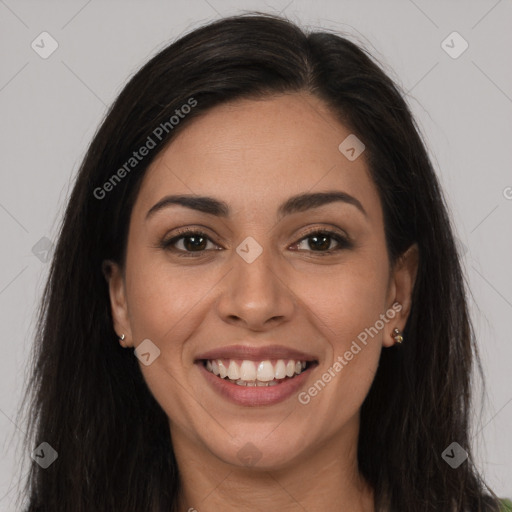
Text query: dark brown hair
16 12 501 511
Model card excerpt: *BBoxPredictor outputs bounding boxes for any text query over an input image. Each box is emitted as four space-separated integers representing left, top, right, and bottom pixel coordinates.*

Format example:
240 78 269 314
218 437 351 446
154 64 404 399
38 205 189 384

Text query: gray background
1 0 511 509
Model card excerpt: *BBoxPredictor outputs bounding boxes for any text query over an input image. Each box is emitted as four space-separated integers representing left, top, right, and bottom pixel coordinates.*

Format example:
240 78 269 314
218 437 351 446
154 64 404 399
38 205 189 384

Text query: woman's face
106 92 417 471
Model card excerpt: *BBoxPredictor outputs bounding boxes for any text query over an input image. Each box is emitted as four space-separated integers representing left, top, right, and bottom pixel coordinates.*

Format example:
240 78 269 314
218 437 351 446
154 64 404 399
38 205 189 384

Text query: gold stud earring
392 328 403 344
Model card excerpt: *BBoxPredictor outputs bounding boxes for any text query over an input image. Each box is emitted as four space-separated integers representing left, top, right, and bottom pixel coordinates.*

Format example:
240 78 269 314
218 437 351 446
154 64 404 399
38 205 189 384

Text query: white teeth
218 360 227 378
257 360 275 382
204 358 311 383
274 360 287 379
233 379 279 387
227 360 240 380
240 360 257 380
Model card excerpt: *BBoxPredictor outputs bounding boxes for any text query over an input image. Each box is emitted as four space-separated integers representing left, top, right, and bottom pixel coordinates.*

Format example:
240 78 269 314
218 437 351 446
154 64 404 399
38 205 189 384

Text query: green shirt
500 498 512 511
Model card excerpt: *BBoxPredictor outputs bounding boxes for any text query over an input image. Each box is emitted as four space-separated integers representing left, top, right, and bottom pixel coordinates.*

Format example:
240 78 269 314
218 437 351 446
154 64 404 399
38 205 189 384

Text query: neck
171 415 374 512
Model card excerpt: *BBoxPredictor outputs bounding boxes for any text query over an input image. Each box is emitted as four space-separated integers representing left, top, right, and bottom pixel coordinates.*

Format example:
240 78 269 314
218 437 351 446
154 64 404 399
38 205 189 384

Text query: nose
215 240 296 331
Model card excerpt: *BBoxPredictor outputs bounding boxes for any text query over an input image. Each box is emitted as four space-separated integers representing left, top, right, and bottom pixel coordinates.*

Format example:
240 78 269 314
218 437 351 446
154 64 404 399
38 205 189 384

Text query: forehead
133 92 382 224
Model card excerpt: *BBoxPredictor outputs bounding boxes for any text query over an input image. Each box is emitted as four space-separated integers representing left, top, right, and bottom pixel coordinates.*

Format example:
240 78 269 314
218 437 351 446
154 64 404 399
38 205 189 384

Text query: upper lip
195 344 318 362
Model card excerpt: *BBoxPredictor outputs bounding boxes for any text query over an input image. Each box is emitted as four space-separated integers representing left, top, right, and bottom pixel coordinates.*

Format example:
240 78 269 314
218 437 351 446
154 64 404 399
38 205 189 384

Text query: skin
104 91 418 512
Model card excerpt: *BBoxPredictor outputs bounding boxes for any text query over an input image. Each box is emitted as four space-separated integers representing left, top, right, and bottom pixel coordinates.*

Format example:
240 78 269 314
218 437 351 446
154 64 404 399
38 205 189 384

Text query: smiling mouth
201 358 318 387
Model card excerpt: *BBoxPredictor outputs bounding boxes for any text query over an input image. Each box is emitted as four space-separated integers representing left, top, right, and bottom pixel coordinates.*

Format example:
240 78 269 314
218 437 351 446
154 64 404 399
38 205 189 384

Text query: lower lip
196 362 315 406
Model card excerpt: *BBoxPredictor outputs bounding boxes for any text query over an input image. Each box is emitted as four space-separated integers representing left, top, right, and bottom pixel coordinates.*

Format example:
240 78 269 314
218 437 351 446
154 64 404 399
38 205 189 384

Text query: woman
16 12 510 512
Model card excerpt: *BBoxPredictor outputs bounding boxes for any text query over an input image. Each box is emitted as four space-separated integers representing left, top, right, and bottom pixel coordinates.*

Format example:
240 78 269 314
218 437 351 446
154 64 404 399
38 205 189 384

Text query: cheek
122 256 213 431
125 263 199 346
295 255 390 347
294 252 389 411
297 266 387 427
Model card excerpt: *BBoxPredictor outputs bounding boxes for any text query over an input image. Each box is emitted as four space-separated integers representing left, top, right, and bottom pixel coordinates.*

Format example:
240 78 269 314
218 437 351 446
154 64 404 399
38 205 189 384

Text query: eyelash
159 227 352 257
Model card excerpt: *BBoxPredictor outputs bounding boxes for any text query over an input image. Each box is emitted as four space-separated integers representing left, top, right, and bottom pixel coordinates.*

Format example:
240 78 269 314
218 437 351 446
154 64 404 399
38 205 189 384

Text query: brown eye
291 230 351 254
161 230 218 255
161 228 351 257
178 234 209 252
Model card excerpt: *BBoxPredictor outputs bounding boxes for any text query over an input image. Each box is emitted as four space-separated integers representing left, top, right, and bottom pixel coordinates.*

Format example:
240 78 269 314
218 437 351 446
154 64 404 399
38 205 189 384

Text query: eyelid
160 227 220 255
296 225 349 242
290 227 352 254
160 225 352 255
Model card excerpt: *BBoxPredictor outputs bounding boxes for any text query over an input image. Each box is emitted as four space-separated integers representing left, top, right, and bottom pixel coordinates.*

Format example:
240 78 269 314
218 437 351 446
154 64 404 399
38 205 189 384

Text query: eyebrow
145 191 367 221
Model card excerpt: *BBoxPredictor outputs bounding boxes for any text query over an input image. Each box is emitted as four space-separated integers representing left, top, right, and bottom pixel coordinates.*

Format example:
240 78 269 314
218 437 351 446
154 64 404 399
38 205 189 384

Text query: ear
383 243 419 347
102 260 133 348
